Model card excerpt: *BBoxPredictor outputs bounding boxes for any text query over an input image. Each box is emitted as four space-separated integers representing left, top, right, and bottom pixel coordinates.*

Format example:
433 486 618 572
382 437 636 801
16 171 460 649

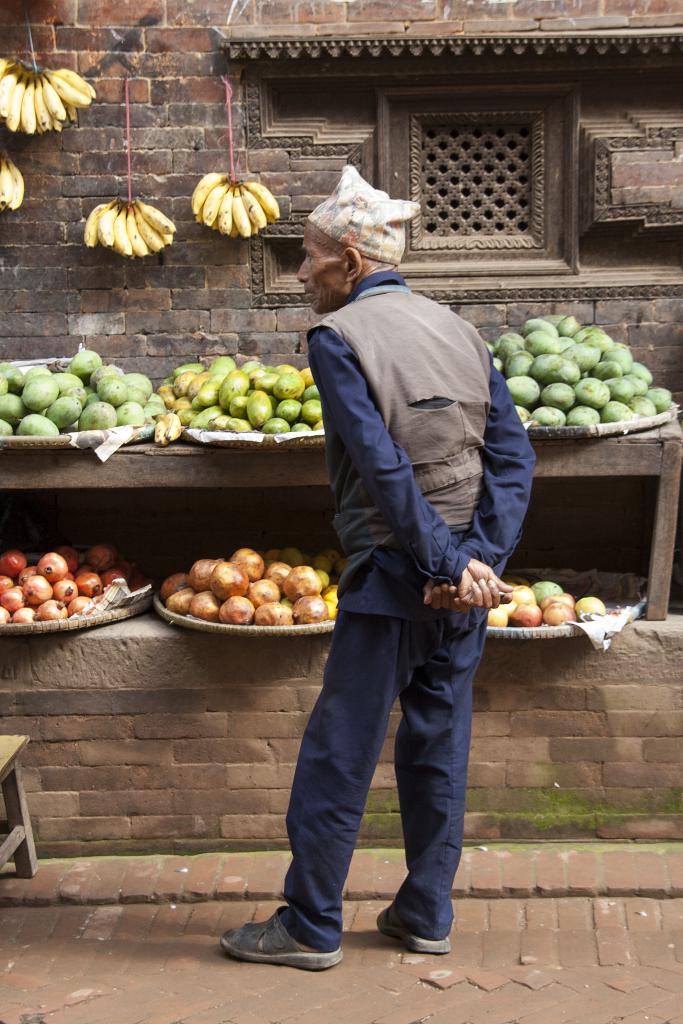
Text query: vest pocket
403 398 467 465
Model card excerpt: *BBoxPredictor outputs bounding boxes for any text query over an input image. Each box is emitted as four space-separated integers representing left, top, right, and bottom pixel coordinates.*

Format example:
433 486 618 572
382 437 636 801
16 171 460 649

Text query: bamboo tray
182 428 325 450
486 623 580 640
526 406 678 439
0 587 153 636
153 594 334 637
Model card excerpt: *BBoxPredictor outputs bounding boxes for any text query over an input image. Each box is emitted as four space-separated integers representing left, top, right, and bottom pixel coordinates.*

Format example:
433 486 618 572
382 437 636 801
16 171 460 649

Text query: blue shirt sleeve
456 354 536 569
309 326 471 585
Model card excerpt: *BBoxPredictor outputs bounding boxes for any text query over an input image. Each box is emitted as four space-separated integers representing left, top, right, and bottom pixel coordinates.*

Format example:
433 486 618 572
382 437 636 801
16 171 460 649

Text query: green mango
22 376 59 412
506 376 541 410
47 396 83 430
78 402 118 430
521 318 559 339
97 376 129 407
566 344 602 373
0 418 12 436
566 406 600 427
646 387 672 413
629 396 657 418
605 378 635 404
276 399 302 425
246 390 272 429
300 399 322 426
53 372 83 394
622 374 648 397
557 316 581 338
229 395 249 419
494 333 526 362
531 407 567 427
291 422 312 433
0 394 26 425
123 373 153 400
116 401 146 427
208 356 237 377
195 380 221 409
574 378 610 410
219 371 250 410
262 417 291 435
601 401 634 424
0 365 24 394
593 361 622 381
68 349 102 382
525 331 562 357
630 362 653 386
540 383 576 413
172 362 204 379
0 374 7 397
273 372 305 402
515 406 531 423
504 351 534 378
17 413 59 437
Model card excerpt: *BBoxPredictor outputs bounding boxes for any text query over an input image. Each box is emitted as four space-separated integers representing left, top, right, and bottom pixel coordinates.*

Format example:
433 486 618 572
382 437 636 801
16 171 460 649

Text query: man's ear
343 247 365 283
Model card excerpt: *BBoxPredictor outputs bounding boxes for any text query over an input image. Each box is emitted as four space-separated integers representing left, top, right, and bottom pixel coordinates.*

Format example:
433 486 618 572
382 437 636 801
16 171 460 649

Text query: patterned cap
308 165 420 265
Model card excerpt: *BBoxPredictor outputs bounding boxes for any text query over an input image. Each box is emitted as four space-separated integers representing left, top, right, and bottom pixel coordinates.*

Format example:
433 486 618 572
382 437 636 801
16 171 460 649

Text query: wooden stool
0 735 37 878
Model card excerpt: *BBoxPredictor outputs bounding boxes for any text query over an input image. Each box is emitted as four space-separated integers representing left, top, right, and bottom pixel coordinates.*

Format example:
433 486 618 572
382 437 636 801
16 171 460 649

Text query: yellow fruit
324 600 338 621
279 547 304 567
511 586 537 607
575 596 606 617
487 606 509 628
301 367 314 388
173 371 197 398
312 555 333 573
157 385 175 409
315 569 330 590
503 575 531 587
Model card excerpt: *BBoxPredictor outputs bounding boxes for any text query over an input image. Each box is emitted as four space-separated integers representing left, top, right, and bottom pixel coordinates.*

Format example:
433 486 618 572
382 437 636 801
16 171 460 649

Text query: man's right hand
423 560 513 611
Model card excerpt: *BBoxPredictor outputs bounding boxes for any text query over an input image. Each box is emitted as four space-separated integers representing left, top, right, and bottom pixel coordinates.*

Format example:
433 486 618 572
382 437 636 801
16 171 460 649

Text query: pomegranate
0 575 14 595
219 595 255 625
247 578 281 609
52 578 78 603
101 569 127 588
0 586 25 613
23 575 53 607
166 589 195 615
64 571 75 581
17 565 38 586
292 595 329 624
210 561 249 601
543 602 577 626
85 543 118 571
67 596 92 617
128 572 149 592
78 563 95 574
12 607 35 624
56 545 79 573
75 571 103 598
0 606 10 624
0 549 27 579
36 600 68 622
160 573 191 603
254 601 294 626
37 552 69 583
188 590 221 622
283 566 323 602
188 558 219 592
264 561 291 589
229 548 265 583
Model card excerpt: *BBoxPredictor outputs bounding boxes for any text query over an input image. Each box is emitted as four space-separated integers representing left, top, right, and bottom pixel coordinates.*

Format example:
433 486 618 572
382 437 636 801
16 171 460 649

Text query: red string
124 76 133 207
221 75 237 184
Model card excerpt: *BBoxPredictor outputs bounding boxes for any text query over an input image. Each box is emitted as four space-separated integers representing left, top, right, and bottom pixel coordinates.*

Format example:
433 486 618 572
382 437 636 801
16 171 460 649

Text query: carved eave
224 32 683 62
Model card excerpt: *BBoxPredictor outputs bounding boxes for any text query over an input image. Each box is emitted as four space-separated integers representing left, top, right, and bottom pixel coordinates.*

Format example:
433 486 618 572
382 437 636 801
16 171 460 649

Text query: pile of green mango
156 356 323 435
489 316 674 428
0 350 163 438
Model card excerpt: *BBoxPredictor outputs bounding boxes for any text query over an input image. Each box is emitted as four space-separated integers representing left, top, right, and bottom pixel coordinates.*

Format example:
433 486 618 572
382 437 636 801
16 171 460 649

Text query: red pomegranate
36 600 68 622
85 544 118 571
160 573 191 603
210 561 249 601
55 546 79 573
188 559 219 592
67 596 92 617
12 607 35 624
37 552 69 583
0 549 27 579
75 571 103 598
0 575 14 595
101 569 127 588
166 589 195 615
0 587 24 613
0 606 10 624
229 547 265 583
52 578 78 603
127 571 149 591
189 591 221 622
17 565 38 586
23 575 53 607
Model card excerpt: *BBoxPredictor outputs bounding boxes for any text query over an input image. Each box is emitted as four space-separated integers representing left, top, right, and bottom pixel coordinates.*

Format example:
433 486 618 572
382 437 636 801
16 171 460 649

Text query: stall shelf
1 421 680 620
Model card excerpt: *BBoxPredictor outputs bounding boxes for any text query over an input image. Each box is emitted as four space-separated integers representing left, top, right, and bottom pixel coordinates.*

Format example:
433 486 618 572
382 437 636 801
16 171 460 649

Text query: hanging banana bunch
0 59 94 134
191 174 280 239
0 154 24 212
84 198 176 258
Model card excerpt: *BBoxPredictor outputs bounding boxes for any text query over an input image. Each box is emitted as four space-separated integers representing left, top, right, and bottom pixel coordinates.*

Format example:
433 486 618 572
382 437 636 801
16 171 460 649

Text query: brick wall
0 2 681 396
1 613 681 856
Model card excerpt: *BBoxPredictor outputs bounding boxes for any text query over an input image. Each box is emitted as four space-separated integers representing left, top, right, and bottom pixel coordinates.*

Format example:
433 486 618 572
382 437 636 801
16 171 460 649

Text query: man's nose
296 260 307 283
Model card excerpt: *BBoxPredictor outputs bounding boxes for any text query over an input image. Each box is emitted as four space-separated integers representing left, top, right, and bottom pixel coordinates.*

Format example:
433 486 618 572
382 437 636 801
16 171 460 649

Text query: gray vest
319 287 491 578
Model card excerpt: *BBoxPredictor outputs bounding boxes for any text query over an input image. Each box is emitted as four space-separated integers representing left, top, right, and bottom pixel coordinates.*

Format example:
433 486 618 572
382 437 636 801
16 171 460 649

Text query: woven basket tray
0 423 153 450
181 429 325 450
153 594 334 637
526 406 678 440
487 623 580 640
0 588 153 636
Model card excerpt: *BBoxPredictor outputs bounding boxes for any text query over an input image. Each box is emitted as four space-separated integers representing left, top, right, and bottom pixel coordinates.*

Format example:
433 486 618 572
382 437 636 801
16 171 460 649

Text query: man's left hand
423 559 513 611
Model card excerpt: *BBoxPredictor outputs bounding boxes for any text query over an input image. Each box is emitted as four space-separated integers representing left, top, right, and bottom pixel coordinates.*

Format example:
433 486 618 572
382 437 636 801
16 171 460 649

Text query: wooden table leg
647 436 683 620
1 766 37 878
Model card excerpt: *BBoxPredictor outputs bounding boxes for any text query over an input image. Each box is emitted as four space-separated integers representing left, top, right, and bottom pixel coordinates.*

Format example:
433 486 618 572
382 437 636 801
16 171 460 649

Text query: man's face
297 224 358 315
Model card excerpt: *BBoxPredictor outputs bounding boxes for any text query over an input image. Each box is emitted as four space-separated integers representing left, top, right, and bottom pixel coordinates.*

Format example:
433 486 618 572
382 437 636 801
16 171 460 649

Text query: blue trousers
280 607 488 952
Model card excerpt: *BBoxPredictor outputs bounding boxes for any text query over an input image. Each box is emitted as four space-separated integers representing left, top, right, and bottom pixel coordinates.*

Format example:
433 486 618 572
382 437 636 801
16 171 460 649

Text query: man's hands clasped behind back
423 558 513 613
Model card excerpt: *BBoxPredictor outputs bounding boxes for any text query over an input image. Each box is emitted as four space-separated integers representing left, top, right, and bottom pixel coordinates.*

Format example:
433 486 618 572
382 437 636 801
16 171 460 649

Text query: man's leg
391 610 488 941
280 609 441 952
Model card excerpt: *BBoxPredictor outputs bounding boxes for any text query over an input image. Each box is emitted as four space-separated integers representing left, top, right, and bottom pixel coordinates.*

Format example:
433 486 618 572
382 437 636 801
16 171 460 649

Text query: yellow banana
154 412 182 446
0 159 14 209
97 202 119 248
45 69 91 109
161 233 174 245
50 68 95 103
133 202 166 252
41 75 67 124
7 158 23 210
201 182 229 228
126 205 149 257
83 200 113 247
113 204 133 257
231 188 252 239
33 77 52 133
135 199 176 236
20 77 36 135
191 172 226 217
64 103 78 123
6 70 26 132
0 65 19 120
242 180 280 223
216 187 234 236
240 185 268 231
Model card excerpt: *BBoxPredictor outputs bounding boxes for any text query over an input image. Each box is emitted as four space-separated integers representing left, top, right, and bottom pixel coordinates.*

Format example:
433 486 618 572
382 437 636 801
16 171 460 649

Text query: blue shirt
307 271 536 619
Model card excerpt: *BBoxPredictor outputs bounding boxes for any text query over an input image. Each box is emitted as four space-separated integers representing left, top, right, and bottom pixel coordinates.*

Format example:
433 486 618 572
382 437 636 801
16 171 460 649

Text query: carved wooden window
415 115 540 249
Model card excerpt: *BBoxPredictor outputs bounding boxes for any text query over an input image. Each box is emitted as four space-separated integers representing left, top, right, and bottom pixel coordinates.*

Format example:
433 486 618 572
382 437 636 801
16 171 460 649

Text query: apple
508 603 543 628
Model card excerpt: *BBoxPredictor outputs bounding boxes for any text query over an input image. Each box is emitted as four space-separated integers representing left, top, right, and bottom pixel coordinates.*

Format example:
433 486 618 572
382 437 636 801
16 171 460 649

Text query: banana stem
124 75 133 207
24 3 39 74
221 75 237 185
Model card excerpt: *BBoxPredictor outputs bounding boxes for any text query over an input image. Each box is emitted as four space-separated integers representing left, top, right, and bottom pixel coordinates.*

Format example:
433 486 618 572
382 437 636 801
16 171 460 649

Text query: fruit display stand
1 418 681 620
153 594 335 637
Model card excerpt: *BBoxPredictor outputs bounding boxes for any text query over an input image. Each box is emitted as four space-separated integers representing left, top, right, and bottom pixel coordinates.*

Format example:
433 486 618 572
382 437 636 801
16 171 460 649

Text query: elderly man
221 166 535 970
